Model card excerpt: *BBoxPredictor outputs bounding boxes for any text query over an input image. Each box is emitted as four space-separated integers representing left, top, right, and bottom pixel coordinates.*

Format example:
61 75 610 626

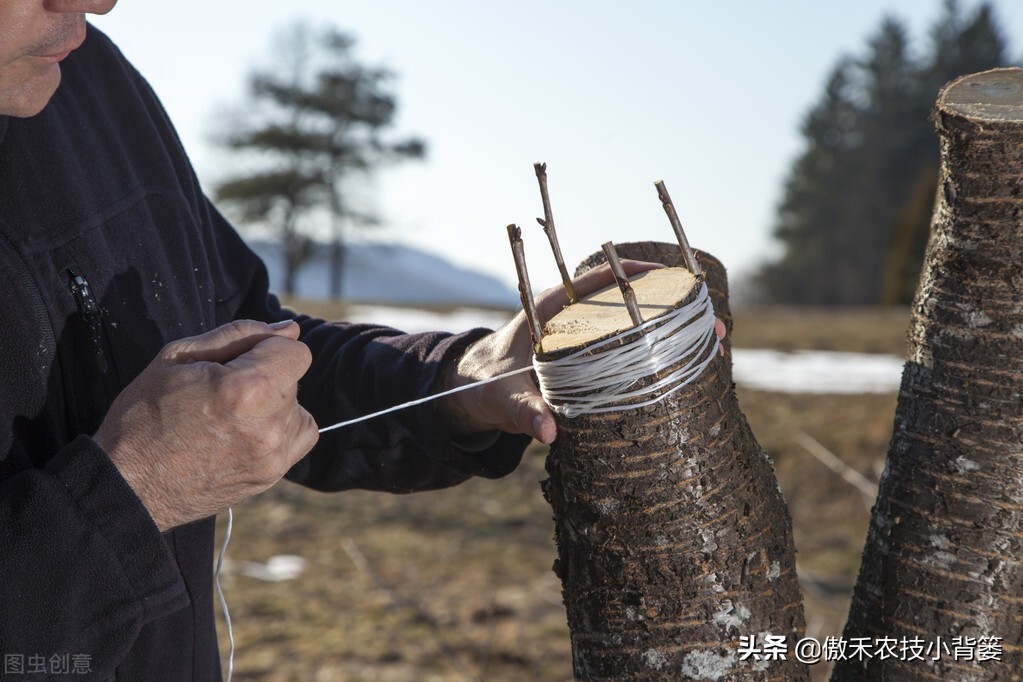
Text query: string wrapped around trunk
534 282 718 417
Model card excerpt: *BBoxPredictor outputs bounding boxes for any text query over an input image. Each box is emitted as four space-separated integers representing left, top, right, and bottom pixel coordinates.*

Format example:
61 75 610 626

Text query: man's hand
94 319 319 532
439 261 668 445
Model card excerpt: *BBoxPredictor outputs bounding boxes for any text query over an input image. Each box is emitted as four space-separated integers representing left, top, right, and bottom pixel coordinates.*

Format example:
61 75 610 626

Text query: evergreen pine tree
213 23 425 298
756 2 1012 306
881 0 1008 305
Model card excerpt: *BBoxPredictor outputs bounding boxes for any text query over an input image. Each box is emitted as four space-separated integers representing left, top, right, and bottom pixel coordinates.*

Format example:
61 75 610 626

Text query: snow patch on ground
730 349 903 394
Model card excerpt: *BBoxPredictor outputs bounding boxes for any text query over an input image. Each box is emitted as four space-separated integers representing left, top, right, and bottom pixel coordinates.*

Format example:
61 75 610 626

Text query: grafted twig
601 241 643 326
507 224 544 355
534 162 578 303
654 179 701 276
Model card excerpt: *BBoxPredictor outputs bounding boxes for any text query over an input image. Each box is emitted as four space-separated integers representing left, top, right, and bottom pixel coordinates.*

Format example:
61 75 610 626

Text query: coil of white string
533 282 718 417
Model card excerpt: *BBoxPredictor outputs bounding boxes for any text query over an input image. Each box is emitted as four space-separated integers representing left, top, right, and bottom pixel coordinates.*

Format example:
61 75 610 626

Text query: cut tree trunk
832 67 1023 681
540 245 806 681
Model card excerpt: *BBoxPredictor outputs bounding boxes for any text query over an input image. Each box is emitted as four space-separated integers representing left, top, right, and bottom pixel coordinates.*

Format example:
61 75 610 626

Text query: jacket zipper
66 267 109 375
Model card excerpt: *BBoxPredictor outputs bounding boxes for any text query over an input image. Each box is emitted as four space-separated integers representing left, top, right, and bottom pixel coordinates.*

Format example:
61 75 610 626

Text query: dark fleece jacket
0 26 526 681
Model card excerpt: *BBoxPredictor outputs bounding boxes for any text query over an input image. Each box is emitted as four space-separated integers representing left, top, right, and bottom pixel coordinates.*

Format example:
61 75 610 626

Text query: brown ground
215 303 910 681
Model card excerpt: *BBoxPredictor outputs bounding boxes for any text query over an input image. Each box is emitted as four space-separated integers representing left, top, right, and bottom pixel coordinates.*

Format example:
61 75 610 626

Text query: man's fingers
225 333 312 385
536 260 665 321
166 319 300 364
283 404 321 466
573 259 664 296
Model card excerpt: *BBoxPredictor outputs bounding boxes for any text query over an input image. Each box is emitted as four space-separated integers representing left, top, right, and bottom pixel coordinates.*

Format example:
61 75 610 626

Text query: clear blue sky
92 1 1023 293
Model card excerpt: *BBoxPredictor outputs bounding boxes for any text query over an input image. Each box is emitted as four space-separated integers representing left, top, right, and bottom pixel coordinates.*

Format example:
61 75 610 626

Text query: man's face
0 0 117 117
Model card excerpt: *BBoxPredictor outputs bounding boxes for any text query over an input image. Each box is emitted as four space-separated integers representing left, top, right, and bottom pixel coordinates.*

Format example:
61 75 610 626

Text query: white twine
317 365 534 434
215 507 234 682
533 282 718 418
315 282 718 432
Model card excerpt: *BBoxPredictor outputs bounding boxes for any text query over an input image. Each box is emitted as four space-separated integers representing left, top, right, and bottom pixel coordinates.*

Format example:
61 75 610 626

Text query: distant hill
247 239 518 309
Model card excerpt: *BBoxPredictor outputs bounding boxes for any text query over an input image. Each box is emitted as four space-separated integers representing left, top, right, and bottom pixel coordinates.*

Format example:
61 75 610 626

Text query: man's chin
0 64 62 118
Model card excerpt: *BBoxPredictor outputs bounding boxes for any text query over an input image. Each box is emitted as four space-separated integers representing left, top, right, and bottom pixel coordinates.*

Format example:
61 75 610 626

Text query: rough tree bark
539 244 806 680
832 68 1023 681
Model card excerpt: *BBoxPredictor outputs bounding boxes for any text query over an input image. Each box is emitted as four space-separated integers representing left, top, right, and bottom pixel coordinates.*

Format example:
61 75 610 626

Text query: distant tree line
753 0 1015 306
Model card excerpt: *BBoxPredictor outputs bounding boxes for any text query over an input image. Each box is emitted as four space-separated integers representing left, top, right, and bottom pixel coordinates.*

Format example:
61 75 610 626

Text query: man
1 1 654 679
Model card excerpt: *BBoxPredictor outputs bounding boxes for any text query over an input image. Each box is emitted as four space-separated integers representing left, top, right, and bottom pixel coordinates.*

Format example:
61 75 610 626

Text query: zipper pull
67 268 108 375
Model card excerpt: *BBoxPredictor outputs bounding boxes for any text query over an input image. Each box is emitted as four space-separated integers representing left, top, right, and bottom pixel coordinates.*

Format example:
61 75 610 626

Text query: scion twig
654 180 702 276
602 241 644 326
534 162 578 303
507 224 544 355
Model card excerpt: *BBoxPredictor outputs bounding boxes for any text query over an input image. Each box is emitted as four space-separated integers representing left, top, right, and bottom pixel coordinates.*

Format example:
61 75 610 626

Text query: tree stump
833 67 1023 681
539 246 806 681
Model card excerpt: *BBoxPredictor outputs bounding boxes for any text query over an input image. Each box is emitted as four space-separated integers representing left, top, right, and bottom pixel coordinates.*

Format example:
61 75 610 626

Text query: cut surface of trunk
833 67 1023 681
542 268 698 352
541 247 806 680
576 244 734 348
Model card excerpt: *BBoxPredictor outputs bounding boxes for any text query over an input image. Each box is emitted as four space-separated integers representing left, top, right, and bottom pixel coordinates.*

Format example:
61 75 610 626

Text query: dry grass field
215 303 911 681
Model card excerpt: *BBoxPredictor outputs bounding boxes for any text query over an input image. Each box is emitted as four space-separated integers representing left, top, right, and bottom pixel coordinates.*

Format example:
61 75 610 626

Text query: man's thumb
521 395 557 445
